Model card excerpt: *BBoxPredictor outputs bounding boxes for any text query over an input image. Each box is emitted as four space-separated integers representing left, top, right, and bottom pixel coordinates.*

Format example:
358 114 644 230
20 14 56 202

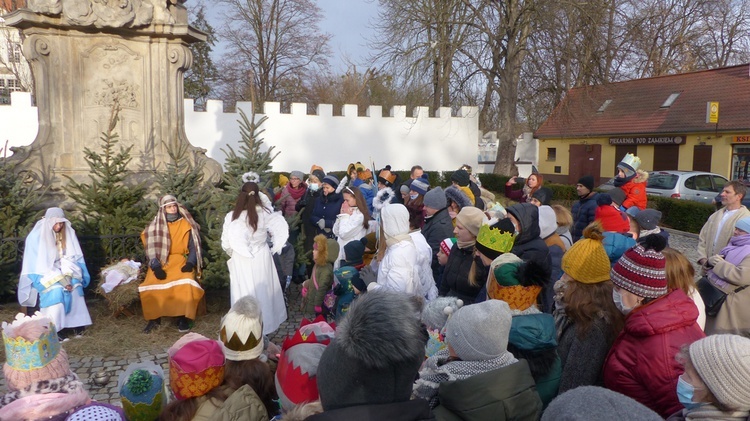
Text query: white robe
221 207 289 335
410 231 438 301
332 209 367 269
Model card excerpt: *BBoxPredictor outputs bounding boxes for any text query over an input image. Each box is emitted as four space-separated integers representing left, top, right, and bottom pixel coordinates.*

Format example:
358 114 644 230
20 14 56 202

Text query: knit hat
220 295 264 361
290 170 304 180
577 175 595 192
608 188 626 206
444 186 472 210
689 334 750 411
2 313 72 391
276 317 336 411
440 238 457 256
119 362 165 421
488 254 548 311
421 297 464 357
532 187 552 205
737 217 750 234
410 177 429 196
278 174 289 187
451 169 471 187
634 209 662 230
168 333 225 400
561 221 611 284
455 206 487 237
322 174 339 189
445 299 513 361
350 271 367 293
423 186 447 210
475 218 516 260
542 386 663 421
343 239 366 266
363 232 377 251
67 402 126 421
399 184 410 194
610 234 668 298
316 290 427 410
538 205 558 239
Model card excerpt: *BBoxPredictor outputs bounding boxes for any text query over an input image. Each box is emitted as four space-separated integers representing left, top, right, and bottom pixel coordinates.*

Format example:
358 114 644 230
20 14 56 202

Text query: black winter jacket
507 203 552 311
422 208 455 281
438 244 481 304
306 399 435 421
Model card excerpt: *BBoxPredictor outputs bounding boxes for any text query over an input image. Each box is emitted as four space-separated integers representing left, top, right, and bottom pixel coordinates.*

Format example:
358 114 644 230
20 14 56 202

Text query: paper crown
2 314 61 372
618 153 641 172
119 362 165 421
476 223 515 254
378 170 396 185
281 316 336 351
220 298 264 361
169 339 225 400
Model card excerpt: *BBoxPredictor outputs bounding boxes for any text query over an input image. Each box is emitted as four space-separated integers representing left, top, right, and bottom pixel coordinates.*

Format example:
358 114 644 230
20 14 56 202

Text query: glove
181 262 195 273
317 219 326 230
708 254 724 267
152 266 167 280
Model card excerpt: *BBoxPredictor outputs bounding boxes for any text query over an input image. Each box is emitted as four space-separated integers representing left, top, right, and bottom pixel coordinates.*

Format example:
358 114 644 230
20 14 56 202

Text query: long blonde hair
663 248 697 296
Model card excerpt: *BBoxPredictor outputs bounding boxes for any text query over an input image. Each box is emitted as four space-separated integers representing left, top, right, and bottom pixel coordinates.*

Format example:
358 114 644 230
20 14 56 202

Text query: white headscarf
381 204 413 246
18 208 85 307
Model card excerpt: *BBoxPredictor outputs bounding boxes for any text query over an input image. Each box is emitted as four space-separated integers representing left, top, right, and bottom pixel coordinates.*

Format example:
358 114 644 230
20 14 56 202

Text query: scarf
613 173 636 188
413 348 518 408
457 238 476 249
284 183 307 201
681 404 750 420
143 195 203 271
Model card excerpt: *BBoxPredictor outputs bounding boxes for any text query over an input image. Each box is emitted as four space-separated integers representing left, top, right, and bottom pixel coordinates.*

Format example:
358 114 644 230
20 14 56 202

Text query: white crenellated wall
0 92 480 172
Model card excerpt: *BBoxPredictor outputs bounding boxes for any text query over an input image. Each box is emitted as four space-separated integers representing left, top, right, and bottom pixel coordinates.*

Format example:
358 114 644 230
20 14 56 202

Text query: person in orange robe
139 195 204 333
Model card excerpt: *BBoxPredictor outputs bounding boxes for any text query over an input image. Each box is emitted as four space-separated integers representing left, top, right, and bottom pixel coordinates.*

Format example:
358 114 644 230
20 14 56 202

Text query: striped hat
410 177 430 196
610 235 667 298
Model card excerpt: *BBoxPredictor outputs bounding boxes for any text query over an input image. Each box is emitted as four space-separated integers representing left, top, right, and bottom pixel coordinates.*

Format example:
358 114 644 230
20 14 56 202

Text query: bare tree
0 0 33 101
693 0 750 68
216 0 331 109
371 0 472 113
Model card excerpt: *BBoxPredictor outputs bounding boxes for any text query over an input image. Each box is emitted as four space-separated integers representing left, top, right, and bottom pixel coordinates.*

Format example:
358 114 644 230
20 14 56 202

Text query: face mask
612 289 634 315
677 375 701 410
448 210 457 219
409 193 418 200
309 183 319 192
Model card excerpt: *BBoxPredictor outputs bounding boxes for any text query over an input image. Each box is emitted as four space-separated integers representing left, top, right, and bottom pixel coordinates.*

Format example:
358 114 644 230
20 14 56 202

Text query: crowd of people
8 152 750 420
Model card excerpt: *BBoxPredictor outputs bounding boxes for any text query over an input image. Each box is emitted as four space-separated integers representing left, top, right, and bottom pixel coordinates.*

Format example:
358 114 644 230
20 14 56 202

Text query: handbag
697 276 748 317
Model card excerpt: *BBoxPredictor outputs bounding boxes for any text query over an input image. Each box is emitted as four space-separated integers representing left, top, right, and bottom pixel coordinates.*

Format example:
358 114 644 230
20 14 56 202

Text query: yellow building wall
537 133 745 181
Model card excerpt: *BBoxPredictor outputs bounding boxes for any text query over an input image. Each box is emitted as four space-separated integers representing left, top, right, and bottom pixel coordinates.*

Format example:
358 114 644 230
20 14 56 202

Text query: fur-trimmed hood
444 186 472 210
314 235 339 265
633 169 649 184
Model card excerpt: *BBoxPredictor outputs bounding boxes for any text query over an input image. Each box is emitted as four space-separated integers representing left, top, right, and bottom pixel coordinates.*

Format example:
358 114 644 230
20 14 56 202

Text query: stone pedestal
4 0 221 188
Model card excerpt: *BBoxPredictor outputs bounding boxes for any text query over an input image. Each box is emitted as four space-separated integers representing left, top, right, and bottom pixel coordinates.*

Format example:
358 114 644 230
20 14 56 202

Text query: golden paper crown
618 153 641 171
2 314 61 372
476 223 515 254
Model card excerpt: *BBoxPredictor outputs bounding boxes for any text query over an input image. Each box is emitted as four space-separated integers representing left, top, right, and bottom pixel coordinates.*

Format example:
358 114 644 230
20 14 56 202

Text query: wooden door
692 145 712 172
653 145 679 170
569 144 602 186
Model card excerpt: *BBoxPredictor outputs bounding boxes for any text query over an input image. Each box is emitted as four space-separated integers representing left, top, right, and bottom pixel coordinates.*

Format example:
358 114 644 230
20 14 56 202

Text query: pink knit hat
2 313 72 391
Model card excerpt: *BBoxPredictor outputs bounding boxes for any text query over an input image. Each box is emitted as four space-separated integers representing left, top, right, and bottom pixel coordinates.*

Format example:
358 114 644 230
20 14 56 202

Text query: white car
645 171 728 205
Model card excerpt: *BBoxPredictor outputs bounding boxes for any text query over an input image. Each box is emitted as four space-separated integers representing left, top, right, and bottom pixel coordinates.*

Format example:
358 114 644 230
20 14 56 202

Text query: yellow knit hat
561 221 610 284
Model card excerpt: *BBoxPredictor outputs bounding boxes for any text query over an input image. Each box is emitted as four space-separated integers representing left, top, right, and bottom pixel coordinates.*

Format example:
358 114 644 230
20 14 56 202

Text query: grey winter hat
315 290 427 411
290 170 304 180
322 175 339 189
444 299 512 361
690 334 750 411
634 209 662 230
608 187 626 206
423 186 447 210
542 386 662 421
421 297 464 331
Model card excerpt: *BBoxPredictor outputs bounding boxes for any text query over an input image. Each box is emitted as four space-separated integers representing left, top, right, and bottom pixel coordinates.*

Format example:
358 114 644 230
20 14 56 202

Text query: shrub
477 173 510 192
648 196 714 234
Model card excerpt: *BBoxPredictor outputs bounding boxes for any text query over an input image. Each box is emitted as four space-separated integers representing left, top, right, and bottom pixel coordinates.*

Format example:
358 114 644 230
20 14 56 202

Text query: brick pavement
0 229 700 406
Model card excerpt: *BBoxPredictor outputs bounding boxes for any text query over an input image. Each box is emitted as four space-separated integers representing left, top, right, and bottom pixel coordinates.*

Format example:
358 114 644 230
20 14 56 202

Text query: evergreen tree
201 109 278 288
185 5 218 111
63 105 149 262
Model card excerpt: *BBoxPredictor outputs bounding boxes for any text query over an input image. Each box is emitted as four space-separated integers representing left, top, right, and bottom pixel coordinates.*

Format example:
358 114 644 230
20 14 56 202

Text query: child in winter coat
614 153 649 211
332 266 364 320
301 235 339 317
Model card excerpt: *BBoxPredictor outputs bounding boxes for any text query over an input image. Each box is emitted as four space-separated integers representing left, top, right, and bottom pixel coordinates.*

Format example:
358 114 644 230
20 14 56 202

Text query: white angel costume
18 208 92 332
221 194 289 335
410 230 438 301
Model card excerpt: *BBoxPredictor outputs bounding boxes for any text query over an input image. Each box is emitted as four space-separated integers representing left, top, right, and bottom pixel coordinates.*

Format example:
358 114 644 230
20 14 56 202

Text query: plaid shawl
143 195 203 272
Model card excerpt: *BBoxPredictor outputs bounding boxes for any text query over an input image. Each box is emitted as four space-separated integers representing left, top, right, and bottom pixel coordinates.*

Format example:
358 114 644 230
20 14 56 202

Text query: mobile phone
516 177 525 184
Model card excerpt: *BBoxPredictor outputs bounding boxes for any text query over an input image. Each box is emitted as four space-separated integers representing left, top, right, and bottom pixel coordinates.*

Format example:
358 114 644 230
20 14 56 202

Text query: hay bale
96 261 144 314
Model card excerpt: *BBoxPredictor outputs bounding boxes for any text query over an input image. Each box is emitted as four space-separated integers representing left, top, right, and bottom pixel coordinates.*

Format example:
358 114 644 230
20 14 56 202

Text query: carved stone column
5 0 221 189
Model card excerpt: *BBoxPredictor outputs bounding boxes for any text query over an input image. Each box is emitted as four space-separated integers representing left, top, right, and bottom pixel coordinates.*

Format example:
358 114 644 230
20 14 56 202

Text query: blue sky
204 0 379 73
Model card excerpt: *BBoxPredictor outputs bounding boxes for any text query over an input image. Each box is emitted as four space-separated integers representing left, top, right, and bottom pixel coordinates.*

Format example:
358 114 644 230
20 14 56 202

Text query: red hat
595 205 630 233
610 235 668 299
168 334 225 400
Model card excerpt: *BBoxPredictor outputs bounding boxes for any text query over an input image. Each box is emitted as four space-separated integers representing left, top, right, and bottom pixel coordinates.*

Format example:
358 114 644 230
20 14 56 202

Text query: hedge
647 196 714 234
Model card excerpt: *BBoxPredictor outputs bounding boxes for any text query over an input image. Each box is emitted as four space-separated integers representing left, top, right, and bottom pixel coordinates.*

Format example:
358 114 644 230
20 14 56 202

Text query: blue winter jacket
571 193 600 241
311 191 343 234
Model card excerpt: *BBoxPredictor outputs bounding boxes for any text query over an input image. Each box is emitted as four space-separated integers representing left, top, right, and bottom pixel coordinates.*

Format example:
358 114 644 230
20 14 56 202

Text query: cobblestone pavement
0 229 700 406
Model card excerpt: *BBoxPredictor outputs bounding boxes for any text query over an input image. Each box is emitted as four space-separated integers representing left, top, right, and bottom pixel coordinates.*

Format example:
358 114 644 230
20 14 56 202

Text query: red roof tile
534 64 750 138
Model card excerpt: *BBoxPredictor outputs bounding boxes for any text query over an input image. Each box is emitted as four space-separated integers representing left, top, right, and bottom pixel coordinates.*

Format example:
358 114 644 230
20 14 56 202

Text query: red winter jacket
619 170 649 210
603 289 704 418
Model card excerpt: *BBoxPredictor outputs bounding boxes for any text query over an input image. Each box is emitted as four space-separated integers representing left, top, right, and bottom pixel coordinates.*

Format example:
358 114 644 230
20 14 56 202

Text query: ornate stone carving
83 43 142 110
27 0 63 15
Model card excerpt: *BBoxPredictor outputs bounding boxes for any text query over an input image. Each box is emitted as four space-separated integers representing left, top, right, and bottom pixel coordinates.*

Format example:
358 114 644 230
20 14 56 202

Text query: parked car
645 171 728 205
712 180 750 210
597 178 616 191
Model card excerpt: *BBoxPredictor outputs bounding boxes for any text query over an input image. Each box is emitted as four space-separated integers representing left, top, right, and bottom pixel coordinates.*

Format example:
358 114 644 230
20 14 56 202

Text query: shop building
534 63 750 187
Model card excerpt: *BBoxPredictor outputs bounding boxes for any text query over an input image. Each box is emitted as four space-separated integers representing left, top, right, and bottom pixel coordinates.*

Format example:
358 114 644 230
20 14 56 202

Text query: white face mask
409 193 418 200
612 289 634 315
308 183 320 192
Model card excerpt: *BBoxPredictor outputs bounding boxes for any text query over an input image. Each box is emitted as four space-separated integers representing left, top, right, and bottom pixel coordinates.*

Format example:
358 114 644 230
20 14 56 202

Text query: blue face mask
612 289 634 315
409 193 419 200
308 183 320 192
677 375 700 410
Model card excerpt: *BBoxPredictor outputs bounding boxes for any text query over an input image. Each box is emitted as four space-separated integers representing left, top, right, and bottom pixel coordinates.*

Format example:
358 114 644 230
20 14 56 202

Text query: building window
6 78 21 91
547 147 556 161
554 166 561 173
660 92 681 108
9 43 22 64
732 145 750 183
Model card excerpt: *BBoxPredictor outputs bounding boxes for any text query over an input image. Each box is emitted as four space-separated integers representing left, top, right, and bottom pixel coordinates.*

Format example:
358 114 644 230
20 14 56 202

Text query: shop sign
734 136 750 143
609 136 685 145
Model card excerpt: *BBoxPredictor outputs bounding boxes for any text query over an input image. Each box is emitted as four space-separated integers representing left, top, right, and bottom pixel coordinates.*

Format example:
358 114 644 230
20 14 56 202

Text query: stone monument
4 0 221 189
